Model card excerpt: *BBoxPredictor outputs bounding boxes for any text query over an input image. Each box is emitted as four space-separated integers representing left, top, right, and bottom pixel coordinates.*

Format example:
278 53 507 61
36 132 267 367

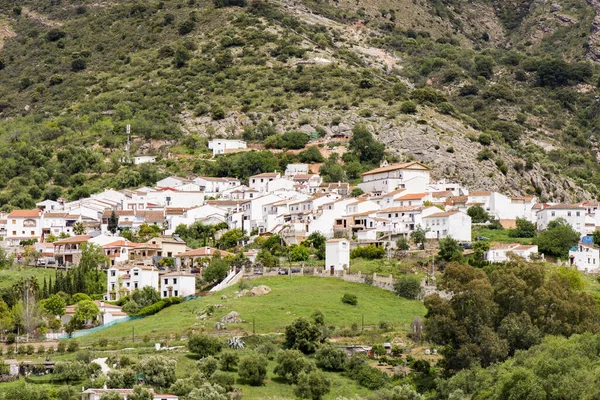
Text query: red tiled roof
8 210 40 218
178 247 234 258
53 235 93 245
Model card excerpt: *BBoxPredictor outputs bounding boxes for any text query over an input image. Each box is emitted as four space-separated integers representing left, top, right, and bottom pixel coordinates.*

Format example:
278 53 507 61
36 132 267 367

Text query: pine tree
42 277 48 299
108 210 119 235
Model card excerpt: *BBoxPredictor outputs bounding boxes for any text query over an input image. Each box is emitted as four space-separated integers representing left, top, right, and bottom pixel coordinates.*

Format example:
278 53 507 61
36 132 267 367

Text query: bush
399 101 417 114
350 245 385 260
219 351 239 371
197 356 219 377
509 218 537 238
285 317 321 354
315 345 347 371
394 275 422 299
341 293 358 306
294 370 331 400
274 349 315 383
210 371 235 391
188 334 223 357
67 340 79 352
136 297 181 316
238 353 268 386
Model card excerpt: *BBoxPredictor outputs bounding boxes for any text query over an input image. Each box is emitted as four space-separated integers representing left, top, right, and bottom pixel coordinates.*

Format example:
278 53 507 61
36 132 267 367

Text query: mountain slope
0 0 599 205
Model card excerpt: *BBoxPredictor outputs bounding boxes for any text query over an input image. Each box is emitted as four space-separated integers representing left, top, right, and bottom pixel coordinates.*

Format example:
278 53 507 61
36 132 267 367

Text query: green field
79 276 425 345
472 227 534 245
0 267 56 289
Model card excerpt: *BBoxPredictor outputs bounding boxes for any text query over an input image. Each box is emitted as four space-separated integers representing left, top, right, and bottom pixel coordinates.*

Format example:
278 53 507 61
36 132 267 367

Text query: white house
422 210 472 242
358 161 431 194
107 265 160 300
325 238 350 272
5 209 42 245
160 272 196 298
193 176 240 194
285 163 309 177
569 242 600 272
249 172 281 193
208 139 247 156
156 176 191 188
133 155 157 165
486 243 539 263
36 199 64 211
536 204 586 234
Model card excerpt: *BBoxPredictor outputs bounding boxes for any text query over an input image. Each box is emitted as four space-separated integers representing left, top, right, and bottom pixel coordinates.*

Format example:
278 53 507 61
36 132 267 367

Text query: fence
56 316 144 339
243 266 396 292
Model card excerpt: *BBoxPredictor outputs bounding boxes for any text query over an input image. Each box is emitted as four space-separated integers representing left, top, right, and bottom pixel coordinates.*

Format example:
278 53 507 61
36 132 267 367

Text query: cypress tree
42 277 48 299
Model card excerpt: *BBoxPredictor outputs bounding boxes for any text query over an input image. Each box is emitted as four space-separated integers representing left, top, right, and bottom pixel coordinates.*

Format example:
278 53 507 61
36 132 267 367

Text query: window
164 279 168 285
111 271 116 277
134 283 138 289
568 212 572 217
551 211 555 217
174 290 178 296
577 211 581 216
11 220 15 224
12 231 15 235
167 252 172 257
173 278 177 284
163 291 167 297
111 284 115 290
134 271 139 276
126 282 130 287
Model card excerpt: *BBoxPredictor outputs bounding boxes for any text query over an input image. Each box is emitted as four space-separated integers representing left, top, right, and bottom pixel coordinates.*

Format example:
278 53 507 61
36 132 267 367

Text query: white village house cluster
2 159 599 306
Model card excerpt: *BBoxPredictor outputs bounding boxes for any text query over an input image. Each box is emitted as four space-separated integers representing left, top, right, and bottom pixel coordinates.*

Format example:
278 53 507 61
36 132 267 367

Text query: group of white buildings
4 158 600 272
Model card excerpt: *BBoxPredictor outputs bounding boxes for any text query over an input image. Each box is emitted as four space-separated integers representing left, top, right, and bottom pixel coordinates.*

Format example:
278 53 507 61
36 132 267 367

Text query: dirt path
0 24 16 50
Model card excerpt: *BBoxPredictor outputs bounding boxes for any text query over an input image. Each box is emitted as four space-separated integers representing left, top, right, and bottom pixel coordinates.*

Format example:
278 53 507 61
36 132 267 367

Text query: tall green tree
107 211 119 235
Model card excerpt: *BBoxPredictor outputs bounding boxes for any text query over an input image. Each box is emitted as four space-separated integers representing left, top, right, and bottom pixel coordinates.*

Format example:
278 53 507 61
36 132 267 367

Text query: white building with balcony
160 272 196 298
107 265 160 301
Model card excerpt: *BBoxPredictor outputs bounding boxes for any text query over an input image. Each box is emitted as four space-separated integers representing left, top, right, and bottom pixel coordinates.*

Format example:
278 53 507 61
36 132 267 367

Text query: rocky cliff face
182 107 590 202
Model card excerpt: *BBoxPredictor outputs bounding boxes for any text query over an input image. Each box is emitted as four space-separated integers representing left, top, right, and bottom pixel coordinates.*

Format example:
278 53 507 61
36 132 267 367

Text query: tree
396 237 410 251
128 385 153 400
315 345 347 371
350 188 364 197
203 255 230 284
509 218 537 238
274 349 315 383
197 356 219 378
375 385 423 400
186 383 228 400
132 286 161 308
169 378 196 397
394 275 422 299
438 237 464 262
238 353 268 386
72 222 86 236
299 146 324 163
219 351 239 371
53 361 88 383
188 334 223 357
410 225 428 249
425 261 599 373
348 125 385 165
294 370 331 400
108 211 119 234
73 300 99 326
302 232 326 259
138 355 177 388
285 317 321 354
534 218 580 258
43 294 66 317
100 392 124 400
289 245 310 262
466 205 490 223
217 228 247 249
107 369 136 388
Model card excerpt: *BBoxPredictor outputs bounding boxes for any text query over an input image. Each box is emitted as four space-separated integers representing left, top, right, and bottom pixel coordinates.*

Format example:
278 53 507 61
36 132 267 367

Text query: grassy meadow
78 276 426 346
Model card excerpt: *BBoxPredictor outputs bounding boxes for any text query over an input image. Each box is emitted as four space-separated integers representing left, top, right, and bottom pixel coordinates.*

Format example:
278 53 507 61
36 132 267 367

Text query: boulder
220 311 242 324
249 285 271 297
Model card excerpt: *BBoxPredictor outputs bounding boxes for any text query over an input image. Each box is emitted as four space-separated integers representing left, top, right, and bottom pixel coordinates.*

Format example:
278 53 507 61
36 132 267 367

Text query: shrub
67 340 79 352
315 345 347 371
394 275 421 299
197 356 219 378
188 334 223 357
341 293 358 305
238 353 268 386
219 351 239 371
210 371 235 391
399 101 417 114
350 245 385 259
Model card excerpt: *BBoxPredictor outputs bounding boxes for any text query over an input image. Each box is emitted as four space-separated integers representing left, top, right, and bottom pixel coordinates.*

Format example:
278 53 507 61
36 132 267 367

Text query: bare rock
249 285 271 297
220 311 242 324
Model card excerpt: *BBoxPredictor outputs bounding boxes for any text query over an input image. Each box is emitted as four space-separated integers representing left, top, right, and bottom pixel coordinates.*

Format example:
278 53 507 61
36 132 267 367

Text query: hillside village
3 147 600 276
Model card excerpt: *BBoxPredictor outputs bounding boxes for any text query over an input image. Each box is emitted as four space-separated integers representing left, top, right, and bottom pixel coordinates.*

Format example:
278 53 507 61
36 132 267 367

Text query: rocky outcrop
182 106 590 202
